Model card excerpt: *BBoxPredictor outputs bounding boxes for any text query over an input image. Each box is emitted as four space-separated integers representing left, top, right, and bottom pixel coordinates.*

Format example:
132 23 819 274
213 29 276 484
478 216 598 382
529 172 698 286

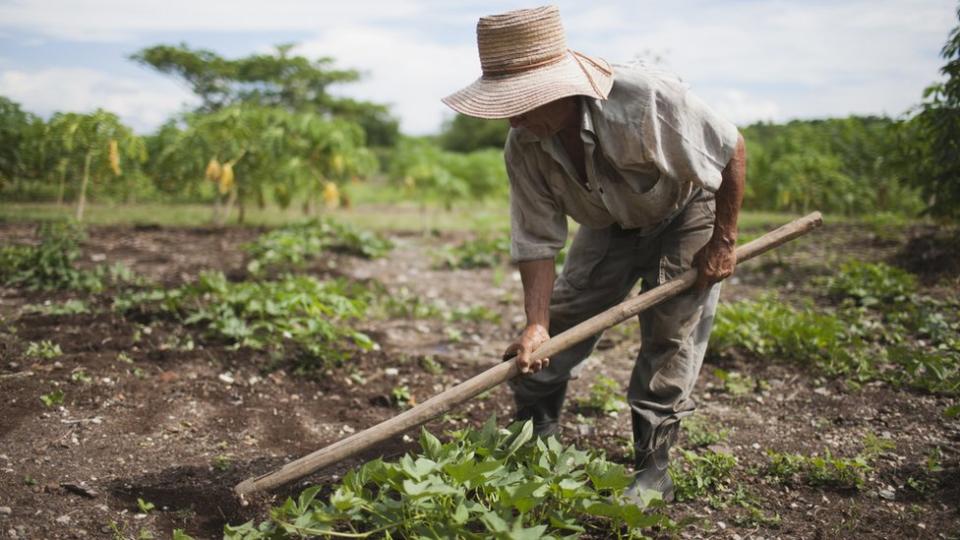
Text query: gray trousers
510 189 721 456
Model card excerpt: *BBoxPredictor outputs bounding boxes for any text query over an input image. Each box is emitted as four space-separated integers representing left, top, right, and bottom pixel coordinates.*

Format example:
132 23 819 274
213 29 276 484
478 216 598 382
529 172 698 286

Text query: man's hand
693 237 737 291
503 323 551 374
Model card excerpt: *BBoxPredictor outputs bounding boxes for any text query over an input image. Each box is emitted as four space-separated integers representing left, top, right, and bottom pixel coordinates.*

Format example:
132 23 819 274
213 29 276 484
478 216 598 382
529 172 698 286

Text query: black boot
513 384 568 438
625 421 679 503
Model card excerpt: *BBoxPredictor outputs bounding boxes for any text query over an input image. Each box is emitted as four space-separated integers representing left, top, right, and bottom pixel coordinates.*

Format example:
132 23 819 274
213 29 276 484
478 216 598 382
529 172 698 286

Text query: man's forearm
518 258 555 328
713 134 747 245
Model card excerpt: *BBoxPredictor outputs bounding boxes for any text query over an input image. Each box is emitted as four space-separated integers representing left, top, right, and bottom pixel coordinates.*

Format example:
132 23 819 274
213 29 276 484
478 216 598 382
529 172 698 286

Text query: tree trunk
76 151 92 222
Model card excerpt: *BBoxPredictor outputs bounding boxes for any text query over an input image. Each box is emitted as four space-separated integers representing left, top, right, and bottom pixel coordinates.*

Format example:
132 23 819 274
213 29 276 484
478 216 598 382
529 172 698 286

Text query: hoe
235 211 823 498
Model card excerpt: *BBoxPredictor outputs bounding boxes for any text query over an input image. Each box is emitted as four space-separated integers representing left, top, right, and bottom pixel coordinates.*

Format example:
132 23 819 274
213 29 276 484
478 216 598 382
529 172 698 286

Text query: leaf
504 420 533 458
453 502 469 525
944 404 960 418
420 428 443 458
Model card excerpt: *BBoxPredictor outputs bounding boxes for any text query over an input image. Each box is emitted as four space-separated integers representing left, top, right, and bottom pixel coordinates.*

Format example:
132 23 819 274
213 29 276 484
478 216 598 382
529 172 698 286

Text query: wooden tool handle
235 211 822 497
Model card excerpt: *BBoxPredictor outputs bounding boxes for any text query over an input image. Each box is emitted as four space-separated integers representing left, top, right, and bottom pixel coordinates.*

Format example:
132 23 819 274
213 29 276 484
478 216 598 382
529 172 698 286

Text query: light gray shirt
506 63 740 262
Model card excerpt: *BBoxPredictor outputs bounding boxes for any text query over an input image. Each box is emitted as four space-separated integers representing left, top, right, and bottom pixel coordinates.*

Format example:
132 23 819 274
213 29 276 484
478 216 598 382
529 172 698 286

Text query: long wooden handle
235 211 823 497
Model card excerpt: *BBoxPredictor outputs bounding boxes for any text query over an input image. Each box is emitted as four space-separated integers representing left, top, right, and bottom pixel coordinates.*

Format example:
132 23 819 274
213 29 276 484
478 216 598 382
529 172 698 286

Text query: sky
0 0 955 135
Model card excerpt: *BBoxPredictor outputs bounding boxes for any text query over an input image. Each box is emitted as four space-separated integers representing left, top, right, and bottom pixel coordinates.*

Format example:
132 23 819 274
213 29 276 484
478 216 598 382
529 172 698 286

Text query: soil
0 219 957 540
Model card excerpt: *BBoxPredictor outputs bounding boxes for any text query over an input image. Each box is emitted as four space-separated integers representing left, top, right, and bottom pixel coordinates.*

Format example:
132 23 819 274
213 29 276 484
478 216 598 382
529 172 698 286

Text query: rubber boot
625 421 679 503
513 384 568 438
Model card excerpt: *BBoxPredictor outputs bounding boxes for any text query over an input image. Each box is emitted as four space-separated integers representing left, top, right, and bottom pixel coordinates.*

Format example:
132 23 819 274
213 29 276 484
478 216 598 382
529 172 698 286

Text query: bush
226 420 673 539
0 221 101 291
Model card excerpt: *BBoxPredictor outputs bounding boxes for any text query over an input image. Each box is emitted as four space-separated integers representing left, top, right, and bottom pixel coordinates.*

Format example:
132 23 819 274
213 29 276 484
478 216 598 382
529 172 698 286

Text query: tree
903 6 960 220
0 97 46 194
131 43 400 147
45 110 147 221
439 113 509 152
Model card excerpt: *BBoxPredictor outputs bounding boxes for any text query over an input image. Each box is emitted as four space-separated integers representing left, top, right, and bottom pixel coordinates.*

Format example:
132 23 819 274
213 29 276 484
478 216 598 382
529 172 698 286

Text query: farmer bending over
442 5 746 502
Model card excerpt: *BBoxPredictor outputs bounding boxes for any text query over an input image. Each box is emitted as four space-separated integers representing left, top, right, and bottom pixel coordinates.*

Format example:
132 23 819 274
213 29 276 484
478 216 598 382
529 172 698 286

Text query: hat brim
442 51 614 119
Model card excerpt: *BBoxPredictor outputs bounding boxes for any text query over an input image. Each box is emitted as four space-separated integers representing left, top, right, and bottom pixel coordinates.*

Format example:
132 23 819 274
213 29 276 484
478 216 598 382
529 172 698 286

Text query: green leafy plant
577 375 626 415
212 454 233 472
712 369 761 397
25 299 89 315
40 388 65 407
670 450 737 502
245 218 392 274
682 416 729 448
0 221 102 291
115 272 373 370
26 339 63 359
765 449 871 490
436 233 511 269
391 385 413 409
136 497 155 513
225 420 673 539
825 261 917 307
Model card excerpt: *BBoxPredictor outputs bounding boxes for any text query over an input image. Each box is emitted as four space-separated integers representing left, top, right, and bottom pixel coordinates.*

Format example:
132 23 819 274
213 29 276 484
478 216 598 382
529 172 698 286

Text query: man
442 5 745 502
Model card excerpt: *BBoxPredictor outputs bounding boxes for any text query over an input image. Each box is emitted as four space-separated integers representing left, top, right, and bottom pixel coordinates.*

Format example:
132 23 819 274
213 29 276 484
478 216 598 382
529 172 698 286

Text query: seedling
670 449 737 502
137 497 156 513
40 389 65 407
213 454 233 472
25 340 62 359
577 375 626 415
70 369 92 384
682 415 729 448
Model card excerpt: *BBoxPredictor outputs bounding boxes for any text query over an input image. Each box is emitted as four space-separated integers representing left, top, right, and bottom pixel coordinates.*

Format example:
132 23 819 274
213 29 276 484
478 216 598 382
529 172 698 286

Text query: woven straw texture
443 5 614 119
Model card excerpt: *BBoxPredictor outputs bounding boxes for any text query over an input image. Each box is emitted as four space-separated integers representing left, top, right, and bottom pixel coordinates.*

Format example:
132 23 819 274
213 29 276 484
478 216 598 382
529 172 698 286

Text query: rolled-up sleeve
641 76 739 193
505 136 567 262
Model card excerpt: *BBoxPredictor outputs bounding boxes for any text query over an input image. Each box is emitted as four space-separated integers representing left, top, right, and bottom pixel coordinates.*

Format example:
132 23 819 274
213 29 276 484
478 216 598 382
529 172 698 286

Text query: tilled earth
0 220 958 539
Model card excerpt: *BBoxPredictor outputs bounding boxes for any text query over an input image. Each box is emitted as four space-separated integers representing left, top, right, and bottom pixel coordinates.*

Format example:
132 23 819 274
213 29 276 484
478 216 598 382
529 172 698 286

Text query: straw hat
442 5 614 119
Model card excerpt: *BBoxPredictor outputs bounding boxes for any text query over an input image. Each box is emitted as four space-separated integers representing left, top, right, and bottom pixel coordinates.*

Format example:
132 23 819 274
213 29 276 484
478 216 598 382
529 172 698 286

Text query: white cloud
707 89 781 125
297 25 479 135
0 0 426 42
0 67 197 131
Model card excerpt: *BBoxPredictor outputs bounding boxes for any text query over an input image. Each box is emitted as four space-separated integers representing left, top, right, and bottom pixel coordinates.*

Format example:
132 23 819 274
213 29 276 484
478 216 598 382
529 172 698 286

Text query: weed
245 218 392 274
116 272 373 370
861 431 895 459
577 375 626 416
225 419 673 539
435 233 510 269
70 369 92 384
682 415 729 448
116 352 134 364
0 221 100 291
136 497 155 513
765 449 871 490
670 450 737 502
212 454 232 472
25 340 62 359
713 368 761 397
825 261 916 307
448 304 502 324
419 355 444 375
24 299 89 315
172 530 195 540
40 388 65 407
391 385 413 409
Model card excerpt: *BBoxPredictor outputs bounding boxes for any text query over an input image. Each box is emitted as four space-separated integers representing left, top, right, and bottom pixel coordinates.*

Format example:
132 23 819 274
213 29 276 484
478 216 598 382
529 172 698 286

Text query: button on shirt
506 63 740 262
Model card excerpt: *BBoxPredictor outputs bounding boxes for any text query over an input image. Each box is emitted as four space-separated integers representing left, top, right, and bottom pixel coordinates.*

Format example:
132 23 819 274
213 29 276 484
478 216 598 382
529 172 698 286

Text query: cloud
0 0 426 42
0 67 196 131
296 25 478 135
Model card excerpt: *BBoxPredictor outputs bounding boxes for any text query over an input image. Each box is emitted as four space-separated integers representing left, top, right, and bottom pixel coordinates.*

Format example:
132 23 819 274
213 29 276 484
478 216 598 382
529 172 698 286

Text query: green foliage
25 339 63 359
899 7 960 220
710 278 960 395
670 450 737 502
136 498 155 514
25 299 90 315
225 420 672 539
682 416 729 448
764 449 871 490
712 369 761 397
437 233 511 269
577 375 626 415
825 261 917 306
40 388 65 407
742 116 922 215
0 221 101 291
439 114 509 153
115 272 373 369
389 137 508 209
131 43 398 146
245 218 392 274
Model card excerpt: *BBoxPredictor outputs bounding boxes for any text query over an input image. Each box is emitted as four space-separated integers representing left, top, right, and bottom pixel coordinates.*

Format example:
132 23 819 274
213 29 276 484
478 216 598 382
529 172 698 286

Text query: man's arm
693 132 746 290
502 258 554 374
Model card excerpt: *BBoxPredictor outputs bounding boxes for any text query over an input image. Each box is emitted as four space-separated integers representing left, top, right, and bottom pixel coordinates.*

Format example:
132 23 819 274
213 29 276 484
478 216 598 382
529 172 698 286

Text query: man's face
508 97 578 138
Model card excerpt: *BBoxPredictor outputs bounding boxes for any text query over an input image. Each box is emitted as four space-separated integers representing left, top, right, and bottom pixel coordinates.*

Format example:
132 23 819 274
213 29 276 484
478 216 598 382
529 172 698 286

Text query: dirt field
0 219 958 539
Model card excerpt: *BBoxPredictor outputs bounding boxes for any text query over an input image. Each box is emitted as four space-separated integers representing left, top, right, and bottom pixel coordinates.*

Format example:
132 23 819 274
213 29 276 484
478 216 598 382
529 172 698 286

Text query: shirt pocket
595 149 661 195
